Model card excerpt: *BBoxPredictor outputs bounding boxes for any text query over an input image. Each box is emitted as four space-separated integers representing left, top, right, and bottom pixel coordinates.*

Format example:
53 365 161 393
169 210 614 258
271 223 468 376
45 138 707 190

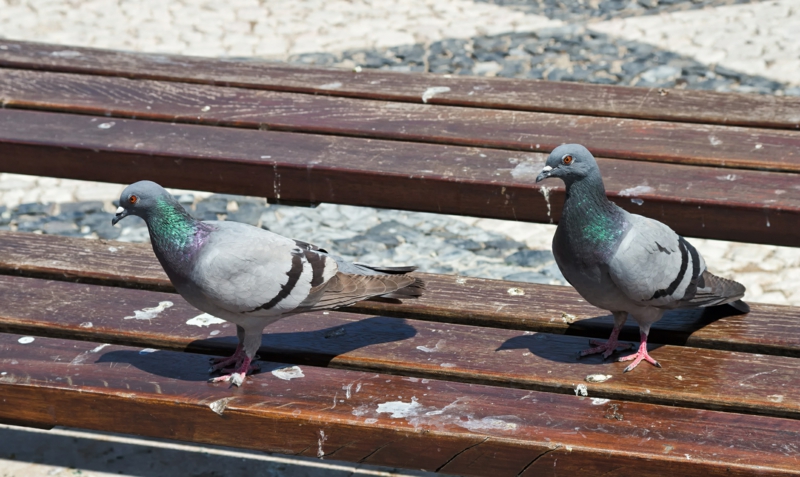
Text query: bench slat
2 332 800 475
2 231 798 356
2 275 799 419
1 110 797 246
3 68 800 172
1 40 799 130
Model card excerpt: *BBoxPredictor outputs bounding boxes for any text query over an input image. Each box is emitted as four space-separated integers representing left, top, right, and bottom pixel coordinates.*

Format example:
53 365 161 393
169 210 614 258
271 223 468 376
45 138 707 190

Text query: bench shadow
0 425 435 477
95 316 417 382
497 304 745 365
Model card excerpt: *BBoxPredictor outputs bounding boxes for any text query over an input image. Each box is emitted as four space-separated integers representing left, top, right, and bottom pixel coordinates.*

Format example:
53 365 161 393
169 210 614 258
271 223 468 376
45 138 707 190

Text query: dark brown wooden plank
3 68 800 172
1 275 799 420
1 110 798 246
1 40 799 130
1 231 798 357
2 332 800 476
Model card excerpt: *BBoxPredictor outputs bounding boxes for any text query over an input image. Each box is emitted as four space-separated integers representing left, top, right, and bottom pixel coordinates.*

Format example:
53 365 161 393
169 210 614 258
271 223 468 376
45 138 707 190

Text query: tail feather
354 263 418 274
677 271 747 311
374 277 425 299
297 269 424 312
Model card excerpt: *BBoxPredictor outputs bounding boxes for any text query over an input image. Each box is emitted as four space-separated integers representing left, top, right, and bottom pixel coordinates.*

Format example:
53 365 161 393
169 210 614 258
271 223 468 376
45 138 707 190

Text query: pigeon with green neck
536 144 748 372
113 181 424 386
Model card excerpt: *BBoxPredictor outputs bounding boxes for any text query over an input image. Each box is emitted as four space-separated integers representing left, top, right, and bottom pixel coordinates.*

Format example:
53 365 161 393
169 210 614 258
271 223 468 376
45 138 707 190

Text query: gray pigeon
112 181 424 385
536 144 748 372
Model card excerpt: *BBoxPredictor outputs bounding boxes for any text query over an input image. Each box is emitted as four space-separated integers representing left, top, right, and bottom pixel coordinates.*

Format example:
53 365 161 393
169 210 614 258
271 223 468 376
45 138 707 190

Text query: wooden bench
1 40 799 475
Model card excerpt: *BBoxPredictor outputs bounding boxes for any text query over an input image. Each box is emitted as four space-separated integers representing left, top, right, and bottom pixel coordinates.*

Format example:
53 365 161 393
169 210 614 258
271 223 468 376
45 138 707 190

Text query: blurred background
0 0 798 475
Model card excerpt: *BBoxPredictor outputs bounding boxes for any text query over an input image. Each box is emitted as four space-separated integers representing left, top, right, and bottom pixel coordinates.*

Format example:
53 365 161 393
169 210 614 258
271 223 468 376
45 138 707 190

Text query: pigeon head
536 144 598 185
112 180 175 225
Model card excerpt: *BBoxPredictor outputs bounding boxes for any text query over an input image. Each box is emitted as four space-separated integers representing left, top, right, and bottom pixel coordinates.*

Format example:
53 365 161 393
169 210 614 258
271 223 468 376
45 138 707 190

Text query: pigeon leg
578 311 633 359
209 356 260 386
578 326 634 359
208 343 245 372
618 331 662 372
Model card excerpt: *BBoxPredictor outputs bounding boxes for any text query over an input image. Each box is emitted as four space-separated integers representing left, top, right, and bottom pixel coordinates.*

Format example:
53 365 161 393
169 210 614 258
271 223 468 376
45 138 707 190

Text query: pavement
0 0 798 475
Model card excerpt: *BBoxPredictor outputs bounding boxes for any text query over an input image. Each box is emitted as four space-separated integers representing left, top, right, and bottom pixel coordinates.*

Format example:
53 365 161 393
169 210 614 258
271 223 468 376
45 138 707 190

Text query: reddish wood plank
1 231 798 356
2 333 799 476
2 68 799 172
1 40 798 130
1 275 799 419
0 110 798 246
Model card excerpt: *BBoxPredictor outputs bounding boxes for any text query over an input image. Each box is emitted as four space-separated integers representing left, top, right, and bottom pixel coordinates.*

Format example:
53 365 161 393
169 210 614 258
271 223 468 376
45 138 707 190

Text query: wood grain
2 332 800 476
2 68 800 172
1 110 798 246
1 275 799 419
1 40 798 130
1 231 797 356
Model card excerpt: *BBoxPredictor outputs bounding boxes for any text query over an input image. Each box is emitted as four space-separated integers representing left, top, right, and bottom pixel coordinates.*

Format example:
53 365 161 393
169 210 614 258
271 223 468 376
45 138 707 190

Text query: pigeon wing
191 222 338 316
607 214 706 309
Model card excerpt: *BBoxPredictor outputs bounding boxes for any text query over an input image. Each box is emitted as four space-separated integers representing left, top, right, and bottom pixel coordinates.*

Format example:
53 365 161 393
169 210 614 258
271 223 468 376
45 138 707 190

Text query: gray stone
639 65 681 83
546 68 571 81
288 52 338 66
364 220 421 243
94 222 123 240
484 238 525 250
41 221 80 236
60 201 104 216
392 44 426 64
227 202 262 226
80 212 115 229
497 60 526 77
446 238 483 251
785 87 800 97
173 194 196 206
194 197 229 220
331 238 388 256
16 202 55 216
503 271 553 284
540 262 567 283
505 249 555 267
16 217 48 232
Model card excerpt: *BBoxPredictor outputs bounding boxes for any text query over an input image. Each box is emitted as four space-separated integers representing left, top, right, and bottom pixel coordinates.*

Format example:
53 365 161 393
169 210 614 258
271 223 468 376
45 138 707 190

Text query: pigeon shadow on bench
497 305 745 365
564 305 747 346
95 316 417 381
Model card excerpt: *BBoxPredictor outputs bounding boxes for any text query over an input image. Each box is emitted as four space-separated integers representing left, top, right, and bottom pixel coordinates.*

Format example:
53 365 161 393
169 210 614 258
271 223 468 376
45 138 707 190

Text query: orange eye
563 155 573 165
129 195 138 204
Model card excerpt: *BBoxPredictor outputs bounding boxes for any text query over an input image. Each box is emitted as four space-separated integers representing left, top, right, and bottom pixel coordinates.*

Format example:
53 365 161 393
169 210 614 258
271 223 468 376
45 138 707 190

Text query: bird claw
210 372 246 387
619 345 661 372
579 337 632 360
209 362 260 386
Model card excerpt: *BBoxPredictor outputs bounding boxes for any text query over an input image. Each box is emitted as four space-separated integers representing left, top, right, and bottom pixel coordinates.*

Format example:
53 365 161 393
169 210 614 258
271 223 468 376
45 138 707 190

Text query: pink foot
618 332 661 372
209 344 246 372
209 357 260 387
578 327 634 359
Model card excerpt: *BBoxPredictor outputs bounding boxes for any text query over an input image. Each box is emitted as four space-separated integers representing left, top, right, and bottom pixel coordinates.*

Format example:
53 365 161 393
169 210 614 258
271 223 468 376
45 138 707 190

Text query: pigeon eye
563 155 574 165
129 195 138 204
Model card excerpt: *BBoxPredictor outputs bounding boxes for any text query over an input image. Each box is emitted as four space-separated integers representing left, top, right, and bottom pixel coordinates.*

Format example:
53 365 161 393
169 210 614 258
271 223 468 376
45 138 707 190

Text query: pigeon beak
536 165 554 183
111 206 128 226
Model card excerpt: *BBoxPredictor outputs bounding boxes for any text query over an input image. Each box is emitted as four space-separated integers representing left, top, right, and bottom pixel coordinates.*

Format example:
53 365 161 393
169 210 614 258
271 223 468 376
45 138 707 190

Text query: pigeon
536 144 748 372
112 181 424 385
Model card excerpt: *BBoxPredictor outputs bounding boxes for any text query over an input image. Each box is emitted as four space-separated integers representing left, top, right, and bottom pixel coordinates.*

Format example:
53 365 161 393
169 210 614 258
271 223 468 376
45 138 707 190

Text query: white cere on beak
116 206 125 214
542 165 553 172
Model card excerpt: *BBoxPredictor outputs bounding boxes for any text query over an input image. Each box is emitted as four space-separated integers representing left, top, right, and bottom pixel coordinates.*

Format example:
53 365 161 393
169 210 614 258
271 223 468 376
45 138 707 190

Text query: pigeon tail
297 271 424 312
345 263 424 299
375 276 425 299
676 270 747 310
